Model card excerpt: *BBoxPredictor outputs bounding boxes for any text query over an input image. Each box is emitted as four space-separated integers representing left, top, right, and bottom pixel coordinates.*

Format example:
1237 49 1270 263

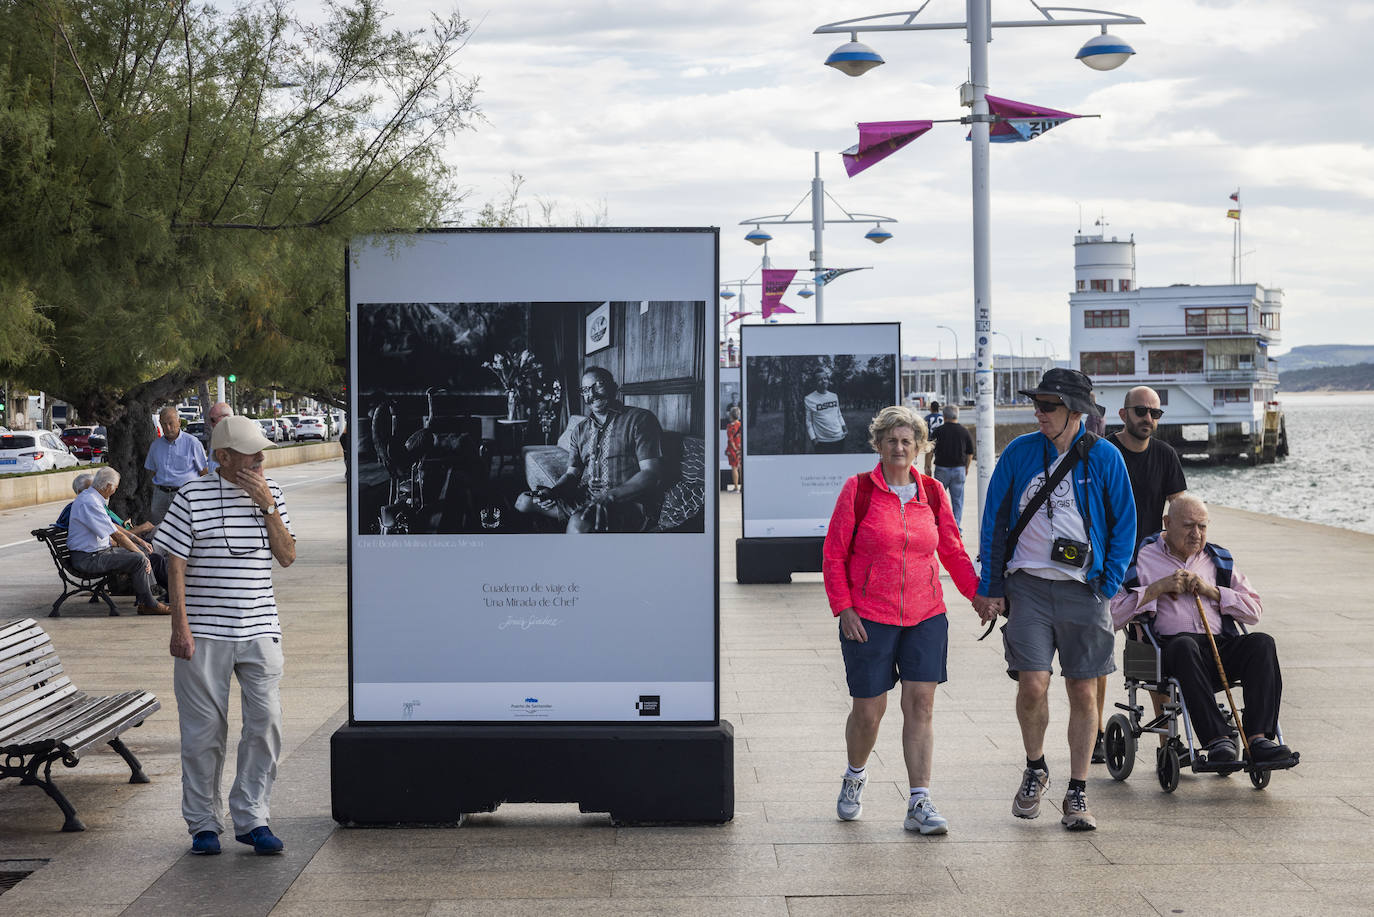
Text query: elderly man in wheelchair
1106 492 1299 791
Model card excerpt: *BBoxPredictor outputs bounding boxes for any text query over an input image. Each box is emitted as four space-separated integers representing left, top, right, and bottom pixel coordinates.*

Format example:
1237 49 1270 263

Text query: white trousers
173 636 283 836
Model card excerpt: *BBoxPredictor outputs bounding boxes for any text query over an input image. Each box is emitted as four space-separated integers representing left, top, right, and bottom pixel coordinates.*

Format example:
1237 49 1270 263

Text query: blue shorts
839 614 949 698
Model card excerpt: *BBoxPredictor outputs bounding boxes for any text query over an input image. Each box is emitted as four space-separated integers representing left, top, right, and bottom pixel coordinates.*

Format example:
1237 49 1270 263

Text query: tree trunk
101 371 204 523
198 380 212 415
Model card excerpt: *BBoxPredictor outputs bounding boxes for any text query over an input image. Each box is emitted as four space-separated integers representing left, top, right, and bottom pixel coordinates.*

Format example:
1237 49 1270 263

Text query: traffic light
228 374 237 383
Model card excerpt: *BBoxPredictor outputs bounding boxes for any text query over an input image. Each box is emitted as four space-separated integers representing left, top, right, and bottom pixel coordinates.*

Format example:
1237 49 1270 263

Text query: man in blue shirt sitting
68 466 169 615
145 406 208 524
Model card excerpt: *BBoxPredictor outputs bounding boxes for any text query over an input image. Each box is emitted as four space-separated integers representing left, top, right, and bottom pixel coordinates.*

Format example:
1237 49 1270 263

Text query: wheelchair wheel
1249 766 1271 790
1104 713 1135 781
1156 746 1181 793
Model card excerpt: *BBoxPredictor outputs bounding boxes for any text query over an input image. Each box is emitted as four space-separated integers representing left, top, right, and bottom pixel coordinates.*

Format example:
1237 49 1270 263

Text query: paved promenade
2 457 1372 916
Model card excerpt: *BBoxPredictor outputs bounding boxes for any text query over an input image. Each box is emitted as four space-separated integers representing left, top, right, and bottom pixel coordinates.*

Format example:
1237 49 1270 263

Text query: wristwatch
262 503 277 516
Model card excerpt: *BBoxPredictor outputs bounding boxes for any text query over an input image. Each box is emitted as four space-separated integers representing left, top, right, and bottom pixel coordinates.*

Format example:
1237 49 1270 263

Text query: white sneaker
836 772 866 820
904 795 948 835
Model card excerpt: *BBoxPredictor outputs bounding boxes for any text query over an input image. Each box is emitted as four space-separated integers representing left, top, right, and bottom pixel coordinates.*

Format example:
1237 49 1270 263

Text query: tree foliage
0 0 480 516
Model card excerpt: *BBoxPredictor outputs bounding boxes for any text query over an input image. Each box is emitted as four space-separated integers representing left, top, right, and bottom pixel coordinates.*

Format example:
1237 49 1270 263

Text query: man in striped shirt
154 415 296 857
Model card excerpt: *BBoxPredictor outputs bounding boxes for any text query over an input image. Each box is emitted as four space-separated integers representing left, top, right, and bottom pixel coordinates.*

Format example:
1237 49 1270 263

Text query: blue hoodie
977 422 1137 601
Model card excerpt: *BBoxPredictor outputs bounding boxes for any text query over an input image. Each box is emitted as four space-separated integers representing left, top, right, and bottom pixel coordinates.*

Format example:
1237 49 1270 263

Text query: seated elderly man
1110 493 1296 765
67 466 169 615
56 471 156 539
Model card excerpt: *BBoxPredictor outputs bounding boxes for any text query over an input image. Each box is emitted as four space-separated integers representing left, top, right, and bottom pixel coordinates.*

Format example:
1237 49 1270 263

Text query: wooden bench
30 526 119 618
0 618 161 831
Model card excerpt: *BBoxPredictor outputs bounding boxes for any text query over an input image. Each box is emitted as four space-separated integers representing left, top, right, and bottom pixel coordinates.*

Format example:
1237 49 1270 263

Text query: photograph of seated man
356 300 707 536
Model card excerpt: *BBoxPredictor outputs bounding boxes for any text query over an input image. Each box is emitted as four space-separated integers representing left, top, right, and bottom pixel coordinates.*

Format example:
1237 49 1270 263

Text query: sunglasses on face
1128 405 1164 419
1032 398 1065 414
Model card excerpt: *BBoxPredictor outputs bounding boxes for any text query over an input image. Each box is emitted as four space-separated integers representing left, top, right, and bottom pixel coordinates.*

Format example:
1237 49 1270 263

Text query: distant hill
1275 344 1374 372
1279 362 1374 392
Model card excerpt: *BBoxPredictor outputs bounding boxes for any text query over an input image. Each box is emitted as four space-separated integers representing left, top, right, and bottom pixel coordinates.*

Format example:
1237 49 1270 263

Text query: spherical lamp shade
825 40 885 77
744 228 773 246
797 288 815 299
865 226 894 244
1076 33 1135 71
719 289 736 299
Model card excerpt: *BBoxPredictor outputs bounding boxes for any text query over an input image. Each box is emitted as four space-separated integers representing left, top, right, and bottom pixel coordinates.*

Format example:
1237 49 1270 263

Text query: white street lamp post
815 0 1143 520
741 152 898 323
936 324 959 407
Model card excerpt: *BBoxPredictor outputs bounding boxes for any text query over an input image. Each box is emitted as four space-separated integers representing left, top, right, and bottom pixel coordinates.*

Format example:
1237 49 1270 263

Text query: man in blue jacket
973 368 1135 832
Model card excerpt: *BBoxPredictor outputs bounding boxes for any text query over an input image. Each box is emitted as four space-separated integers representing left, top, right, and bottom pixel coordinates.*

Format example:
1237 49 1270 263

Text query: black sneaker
1091 731 1106 764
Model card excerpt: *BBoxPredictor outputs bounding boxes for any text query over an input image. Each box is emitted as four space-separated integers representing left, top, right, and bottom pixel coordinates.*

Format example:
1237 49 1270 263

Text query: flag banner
761 269 797 319
971 95 1081 143
725 310 755 325
1230 190 1240 202
841 120 935 177
816 267 864 286
1227 209 1241 220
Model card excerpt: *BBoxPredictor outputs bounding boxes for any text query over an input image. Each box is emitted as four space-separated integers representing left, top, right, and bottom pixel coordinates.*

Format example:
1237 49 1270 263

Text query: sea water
1184 392 1374 535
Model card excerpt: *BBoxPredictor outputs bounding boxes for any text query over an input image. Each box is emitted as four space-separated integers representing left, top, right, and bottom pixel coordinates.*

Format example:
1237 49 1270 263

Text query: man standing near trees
804 371 848 453
145 406 208 525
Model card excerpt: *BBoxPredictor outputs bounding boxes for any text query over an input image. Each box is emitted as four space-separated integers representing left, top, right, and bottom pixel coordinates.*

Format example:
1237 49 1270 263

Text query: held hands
972 594 1005 625
1147 569 1221 603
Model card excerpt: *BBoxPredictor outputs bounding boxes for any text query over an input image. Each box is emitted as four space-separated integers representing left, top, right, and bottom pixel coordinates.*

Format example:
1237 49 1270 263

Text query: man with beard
516 367 664 533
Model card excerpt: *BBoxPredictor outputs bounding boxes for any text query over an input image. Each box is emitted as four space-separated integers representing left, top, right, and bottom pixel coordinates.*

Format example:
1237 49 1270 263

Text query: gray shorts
1002 571 1116 680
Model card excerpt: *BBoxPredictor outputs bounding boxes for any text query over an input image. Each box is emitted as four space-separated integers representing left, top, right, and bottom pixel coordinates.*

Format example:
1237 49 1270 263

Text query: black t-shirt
930 422 975 468
1109 432 1187 548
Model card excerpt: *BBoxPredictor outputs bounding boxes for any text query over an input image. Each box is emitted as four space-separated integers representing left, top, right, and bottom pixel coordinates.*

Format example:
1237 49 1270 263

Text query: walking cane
1193 594 1252 761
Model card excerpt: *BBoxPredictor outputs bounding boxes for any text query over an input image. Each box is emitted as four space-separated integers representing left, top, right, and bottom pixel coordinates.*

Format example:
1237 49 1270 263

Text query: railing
1135 323 1276 340
1206 368 1278 383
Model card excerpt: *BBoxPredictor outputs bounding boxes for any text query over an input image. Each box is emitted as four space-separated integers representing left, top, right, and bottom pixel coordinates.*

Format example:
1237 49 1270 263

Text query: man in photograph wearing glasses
154 415 295 857
972 368 1136 832
516 366 664 533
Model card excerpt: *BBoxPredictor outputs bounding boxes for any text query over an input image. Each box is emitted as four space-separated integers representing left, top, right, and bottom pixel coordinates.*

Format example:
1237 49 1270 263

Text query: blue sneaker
235 826 284 855
190 831 221 855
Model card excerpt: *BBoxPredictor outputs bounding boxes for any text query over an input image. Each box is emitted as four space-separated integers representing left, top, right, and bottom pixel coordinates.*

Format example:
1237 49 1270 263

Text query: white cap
210 415 273 453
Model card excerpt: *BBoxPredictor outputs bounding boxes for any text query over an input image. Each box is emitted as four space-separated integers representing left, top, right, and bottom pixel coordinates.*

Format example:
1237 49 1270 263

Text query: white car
0 431 81 473
294 416 328 441
257 418 281 443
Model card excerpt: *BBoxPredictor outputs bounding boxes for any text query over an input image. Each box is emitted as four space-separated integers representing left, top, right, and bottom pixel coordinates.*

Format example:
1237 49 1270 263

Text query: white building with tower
1069 232 1287 462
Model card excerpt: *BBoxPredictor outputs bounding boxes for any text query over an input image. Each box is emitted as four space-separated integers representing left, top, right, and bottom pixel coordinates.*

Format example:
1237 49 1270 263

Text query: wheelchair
1102 617 1299 793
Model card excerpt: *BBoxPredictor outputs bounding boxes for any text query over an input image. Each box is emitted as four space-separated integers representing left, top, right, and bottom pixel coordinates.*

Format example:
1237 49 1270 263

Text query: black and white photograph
356 299 708 536
745 353 897 455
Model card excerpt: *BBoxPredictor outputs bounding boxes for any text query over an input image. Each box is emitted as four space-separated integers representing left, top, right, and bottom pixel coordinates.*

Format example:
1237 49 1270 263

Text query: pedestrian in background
925 403 974 531
144 406 208 524
725 406 742 492
823 405 979 835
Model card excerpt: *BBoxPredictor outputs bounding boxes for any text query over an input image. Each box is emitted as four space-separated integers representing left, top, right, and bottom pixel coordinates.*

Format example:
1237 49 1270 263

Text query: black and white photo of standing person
515 366 665 533
804 371 848 454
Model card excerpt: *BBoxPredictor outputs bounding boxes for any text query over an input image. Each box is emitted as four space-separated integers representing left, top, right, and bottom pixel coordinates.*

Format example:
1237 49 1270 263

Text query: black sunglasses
1032 398 1065 413
1128 405 1164 419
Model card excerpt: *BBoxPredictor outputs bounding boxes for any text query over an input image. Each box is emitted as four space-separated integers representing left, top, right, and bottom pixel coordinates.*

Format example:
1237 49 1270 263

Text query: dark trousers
71 547 160 607
1160 631 1282 744
813 438 845 454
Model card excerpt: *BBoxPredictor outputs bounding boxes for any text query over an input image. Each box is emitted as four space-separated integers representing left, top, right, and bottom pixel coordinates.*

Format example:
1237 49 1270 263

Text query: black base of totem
735 537 823 584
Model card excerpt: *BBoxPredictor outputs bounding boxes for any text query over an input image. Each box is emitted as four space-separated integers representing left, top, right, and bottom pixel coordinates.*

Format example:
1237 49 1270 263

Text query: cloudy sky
314 0 1373 357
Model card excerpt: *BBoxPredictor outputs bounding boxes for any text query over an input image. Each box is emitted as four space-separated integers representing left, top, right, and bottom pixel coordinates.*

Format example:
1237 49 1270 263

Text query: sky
302 0 1374 358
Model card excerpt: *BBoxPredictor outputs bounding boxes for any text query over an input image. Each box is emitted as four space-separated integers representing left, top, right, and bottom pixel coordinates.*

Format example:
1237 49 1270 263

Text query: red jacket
823 464 979 627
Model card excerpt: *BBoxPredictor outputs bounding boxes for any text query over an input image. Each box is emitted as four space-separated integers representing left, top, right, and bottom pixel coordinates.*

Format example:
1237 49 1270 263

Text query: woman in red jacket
823 405 979 834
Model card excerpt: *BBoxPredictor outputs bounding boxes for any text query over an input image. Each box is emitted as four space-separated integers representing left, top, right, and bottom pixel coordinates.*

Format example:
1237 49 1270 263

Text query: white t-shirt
1006 449 1090 583
154 474 293 641
891 482 919 505
804 390 846 442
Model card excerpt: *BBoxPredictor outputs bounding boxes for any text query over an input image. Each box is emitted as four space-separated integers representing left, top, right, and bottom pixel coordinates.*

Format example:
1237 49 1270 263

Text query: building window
1081 351 1135 376
1084 309 1130 328
1212 388 1250 406
1089 278 1112 292
1118 279 1131 292
1148 350 1203 374
1185 306 1249 334
1076 279 1086 292
1261 312 1280 330
1157 389 1168 406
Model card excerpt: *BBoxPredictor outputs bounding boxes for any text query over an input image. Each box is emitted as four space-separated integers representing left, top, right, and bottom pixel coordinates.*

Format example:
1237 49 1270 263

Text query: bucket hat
210 414 274 453
1018 368 1104 417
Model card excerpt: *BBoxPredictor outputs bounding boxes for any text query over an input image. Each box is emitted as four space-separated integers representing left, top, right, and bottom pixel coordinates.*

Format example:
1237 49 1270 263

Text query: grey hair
942 404 959 420
158 405 179 423
72 473 94 494
92 466 121 490
867 405 928 453
1167 491 1207 517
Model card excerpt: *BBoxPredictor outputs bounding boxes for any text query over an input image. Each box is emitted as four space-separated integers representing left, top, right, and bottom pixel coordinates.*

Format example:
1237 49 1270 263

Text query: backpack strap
850 472 876 548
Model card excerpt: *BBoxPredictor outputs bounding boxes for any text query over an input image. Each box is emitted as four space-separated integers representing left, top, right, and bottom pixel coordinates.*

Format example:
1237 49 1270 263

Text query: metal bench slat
0 642 61 677
0 629 53 662
3 692 102 749
0 618 44 642
0 655 65 704
58 694 161 755
0 681 81 739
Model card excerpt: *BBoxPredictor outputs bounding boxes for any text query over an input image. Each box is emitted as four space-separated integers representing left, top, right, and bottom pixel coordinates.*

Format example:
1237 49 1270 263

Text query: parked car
276 417 297 441
294 415 328 441
257 418 281 443
184 420 210 450
0 431 81 473
59 426 108 461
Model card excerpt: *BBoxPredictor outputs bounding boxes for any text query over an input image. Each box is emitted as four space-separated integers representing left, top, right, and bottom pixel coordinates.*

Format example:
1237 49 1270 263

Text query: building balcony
1206 368 1278 384
1135 324 1278 342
